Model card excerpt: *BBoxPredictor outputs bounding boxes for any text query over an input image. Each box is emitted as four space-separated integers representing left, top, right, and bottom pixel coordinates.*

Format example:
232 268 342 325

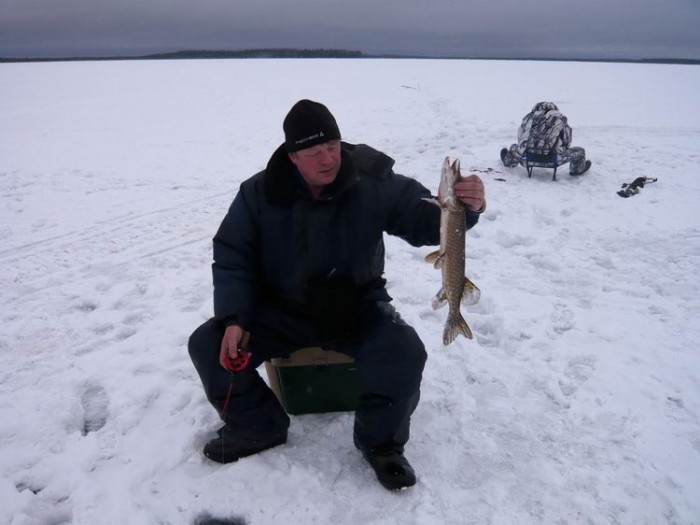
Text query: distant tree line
148 49 365 59
0 48 365 63
1 49 697 64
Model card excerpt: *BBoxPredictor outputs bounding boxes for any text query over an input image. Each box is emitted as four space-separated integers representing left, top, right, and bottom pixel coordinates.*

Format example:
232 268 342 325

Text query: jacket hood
532 101 559 113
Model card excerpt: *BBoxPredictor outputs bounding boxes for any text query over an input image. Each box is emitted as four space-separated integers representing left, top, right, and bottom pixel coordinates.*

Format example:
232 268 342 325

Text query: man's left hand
455 174 486 213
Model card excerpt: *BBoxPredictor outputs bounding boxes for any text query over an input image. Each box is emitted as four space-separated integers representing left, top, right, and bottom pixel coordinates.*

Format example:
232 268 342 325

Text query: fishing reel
222 349 252 373
221 331 253 372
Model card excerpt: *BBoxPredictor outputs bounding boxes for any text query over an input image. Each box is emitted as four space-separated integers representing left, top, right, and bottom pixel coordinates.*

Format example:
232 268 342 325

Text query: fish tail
443 310 473 345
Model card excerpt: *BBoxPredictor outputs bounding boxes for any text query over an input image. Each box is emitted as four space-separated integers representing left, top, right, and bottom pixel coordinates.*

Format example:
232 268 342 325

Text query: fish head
438 156 462 208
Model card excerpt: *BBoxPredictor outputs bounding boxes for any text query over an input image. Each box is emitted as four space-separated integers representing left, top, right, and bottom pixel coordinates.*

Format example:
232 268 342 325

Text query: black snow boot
570 160 591 176
204 425 287 464
500 148 508 165
362 449 417 490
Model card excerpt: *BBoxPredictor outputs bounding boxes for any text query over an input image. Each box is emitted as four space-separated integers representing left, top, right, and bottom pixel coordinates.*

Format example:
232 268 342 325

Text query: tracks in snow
1 189 232 290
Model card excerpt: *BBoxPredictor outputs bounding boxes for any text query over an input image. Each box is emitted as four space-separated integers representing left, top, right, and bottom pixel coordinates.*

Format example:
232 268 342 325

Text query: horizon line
1 48 698 65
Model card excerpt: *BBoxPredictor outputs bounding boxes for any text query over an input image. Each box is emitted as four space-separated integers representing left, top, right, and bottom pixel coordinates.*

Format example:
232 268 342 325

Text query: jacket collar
263 142 358 206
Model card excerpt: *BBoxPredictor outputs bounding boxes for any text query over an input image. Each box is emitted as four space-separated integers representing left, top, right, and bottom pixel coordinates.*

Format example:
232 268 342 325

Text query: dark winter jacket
212 142 480 329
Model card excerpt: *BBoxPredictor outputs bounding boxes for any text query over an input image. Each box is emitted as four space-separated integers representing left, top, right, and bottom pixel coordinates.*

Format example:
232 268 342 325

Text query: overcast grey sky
1 0 699 60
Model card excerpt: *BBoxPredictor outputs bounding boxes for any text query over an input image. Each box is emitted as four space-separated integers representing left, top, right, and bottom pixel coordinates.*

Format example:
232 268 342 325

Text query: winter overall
188 301 427 453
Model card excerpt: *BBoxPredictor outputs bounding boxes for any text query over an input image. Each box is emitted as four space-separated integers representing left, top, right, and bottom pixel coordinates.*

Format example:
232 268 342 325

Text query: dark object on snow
362 448 417 490
617 176 658 198
470 167 501 174
194 513 247 525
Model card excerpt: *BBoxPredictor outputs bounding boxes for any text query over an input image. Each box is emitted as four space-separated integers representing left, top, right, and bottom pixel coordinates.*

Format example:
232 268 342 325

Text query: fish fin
422 197 441 208
424 250 445 269
432 288 448 310
461 277 481 305
443 311 473 345
425 250 440 264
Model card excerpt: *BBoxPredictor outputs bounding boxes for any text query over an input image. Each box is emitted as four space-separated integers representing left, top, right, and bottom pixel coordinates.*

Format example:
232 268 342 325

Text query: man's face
289 140 342 191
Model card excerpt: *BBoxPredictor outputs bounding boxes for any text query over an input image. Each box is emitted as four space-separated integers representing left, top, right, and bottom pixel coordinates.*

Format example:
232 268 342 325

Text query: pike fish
424 157 480 345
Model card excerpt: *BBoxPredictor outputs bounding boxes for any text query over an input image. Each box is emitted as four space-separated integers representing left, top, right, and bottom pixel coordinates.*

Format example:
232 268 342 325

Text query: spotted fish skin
424 157 480 345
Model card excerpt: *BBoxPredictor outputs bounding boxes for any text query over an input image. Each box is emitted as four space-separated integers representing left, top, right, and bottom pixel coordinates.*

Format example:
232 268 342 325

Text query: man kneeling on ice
188 99 486 490
500 101 592 176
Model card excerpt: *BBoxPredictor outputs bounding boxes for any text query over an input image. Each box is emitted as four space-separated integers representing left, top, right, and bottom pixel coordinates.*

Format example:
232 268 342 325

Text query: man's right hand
220 324 245 370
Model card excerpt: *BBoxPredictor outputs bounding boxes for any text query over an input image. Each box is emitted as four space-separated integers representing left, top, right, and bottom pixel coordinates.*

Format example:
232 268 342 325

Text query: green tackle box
264 347 361 415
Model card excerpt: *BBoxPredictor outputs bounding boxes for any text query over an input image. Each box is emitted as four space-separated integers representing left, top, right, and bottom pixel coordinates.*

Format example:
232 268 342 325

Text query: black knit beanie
283 99 341 153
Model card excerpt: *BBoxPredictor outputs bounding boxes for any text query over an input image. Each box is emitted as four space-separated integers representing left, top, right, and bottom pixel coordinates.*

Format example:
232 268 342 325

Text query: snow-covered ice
1 58 699 524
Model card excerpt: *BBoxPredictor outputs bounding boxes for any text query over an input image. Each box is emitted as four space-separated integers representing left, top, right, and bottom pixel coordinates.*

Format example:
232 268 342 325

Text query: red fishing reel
223 350 251 372
221 331 253 372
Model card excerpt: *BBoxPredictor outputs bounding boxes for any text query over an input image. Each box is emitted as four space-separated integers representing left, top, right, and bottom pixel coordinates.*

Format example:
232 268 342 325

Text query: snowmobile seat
525 148 558 181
